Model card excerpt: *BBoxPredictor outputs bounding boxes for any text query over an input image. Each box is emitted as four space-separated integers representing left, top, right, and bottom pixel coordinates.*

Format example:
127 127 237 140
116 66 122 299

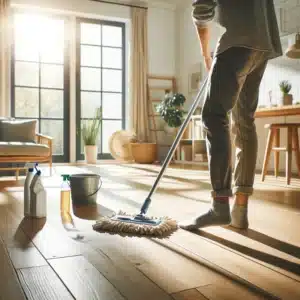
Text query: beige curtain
130 7 150 142
0 0 10 117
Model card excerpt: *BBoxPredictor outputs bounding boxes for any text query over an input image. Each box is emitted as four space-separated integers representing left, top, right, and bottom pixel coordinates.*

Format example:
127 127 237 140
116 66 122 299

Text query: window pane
81 67 101 91
41 64 64 89
15 40 39 62
81 45 101 67
102 93 122 119
15 62 39 87
102 25 122 47
41 89 64 118
41 44 64 64
102 120 122 153
15 87 39 118
80 23 101 45
102 69 122 92
81 92 101 118
102 47 122 69
41 120 64 155
14 14 39 61
40 19 64 64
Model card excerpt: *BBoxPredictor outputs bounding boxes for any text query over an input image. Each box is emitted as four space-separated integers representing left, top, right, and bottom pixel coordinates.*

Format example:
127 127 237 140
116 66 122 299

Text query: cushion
0 142 50 157
0 119 37 143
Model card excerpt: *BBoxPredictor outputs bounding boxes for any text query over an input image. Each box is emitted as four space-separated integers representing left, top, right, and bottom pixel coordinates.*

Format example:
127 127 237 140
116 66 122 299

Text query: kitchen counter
255 104 300 118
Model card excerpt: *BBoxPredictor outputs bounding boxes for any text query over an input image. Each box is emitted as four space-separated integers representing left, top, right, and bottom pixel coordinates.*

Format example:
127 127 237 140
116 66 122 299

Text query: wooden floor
0 163 300 300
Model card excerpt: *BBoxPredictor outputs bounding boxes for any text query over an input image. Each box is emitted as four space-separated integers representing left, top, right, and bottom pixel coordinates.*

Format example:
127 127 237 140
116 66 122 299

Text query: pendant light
285 33 300 59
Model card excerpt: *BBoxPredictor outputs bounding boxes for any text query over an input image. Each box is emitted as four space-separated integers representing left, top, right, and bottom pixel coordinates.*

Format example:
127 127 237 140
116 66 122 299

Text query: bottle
29 169 47 218
61 175 71 214
24 163 36 217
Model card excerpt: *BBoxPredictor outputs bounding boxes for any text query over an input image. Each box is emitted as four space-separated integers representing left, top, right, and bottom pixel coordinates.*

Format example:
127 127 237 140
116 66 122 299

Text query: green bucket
69 173 102 206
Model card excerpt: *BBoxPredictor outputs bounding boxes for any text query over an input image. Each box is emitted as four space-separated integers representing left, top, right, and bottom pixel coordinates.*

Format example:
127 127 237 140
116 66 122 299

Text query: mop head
93 211 178 237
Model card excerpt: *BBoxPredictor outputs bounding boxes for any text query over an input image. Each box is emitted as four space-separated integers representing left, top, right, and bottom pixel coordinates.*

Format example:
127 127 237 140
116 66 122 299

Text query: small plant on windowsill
156 91 187 135
279 80 293 106
80 107 102 164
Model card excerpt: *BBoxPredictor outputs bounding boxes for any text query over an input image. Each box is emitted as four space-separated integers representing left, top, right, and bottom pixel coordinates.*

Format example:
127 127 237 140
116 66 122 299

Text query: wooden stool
261 123 300 185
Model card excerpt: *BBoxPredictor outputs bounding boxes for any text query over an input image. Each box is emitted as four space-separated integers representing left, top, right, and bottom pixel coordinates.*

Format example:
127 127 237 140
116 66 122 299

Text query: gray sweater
192 0 283 59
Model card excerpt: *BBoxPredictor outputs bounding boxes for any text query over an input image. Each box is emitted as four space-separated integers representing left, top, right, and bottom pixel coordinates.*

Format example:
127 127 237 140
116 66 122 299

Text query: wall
176 2 300 174
10 0 177 162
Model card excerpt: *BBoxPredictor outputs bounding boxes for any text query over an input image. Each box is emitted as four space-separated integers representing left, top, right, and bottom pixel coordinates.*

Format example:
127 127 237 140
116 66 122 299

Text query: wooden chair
261 123 300 185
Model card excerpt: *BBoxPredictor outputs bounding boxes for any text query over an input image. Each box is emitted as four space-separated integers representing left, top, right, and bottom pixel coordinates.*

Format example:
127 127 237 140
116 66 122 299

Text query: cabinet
174 115 208 166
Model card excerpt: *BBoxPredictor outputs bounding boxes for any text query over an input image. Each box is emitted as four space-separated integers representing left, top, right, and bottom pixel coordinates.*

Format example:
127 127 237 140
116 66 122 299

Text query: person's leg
179 47 262 230
230 57 268 229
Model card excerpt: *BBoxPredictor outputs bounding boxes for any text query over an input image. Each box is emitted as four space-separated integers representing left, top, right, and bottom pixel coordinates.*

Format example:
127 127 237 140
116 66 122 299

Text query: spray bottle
61 175 71 214
29 166 47 218
24 163 37 217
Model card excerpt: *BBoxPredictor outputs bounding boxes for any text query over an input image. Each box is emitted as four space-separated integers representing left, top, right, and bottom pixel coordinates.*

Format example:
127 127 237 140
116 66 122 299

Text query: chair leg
274 128 280 177
49 159 53 176
15 169 19 181
286 127 293 185
262 128 275 182
292 127 300 177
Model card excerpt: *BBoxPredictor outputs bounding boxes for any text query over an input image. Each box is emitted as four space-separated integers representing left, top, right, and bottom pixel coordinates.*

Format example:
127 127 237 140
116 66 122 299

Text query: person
179 0 282 230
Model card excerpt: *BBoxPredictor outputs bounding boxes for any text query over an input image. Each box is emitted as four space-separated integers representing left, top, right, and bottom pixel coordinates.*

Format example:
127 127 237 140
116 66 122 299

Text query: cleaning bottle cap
28 168 34 172
62 174 70 181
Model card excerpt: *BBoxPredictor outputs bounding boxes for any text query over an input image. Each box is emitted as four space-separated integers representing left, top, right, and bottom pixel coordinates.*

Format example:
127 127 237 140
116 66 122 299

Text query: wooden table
255 104 300 118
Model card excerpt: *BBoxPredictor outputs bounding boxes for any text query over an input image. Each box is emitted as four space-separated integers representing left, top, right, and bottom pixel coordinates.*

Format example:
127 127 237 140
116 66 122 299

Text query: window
11 11 70 162
76 18 125 160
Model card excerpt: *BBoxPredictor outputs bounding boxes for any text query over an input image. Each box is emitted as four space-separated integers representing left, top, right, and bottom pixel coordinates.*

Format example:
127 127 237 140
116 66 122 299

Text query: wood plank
80 230 264 298
17 266 74 300
8 247 48 269
2 190 86 259
164 230 300 300
0 238 26 300
198 226 300 282
49 256 125 300
172 289 207 300
197 283 264 300
83 246 172 300
21 221 85 259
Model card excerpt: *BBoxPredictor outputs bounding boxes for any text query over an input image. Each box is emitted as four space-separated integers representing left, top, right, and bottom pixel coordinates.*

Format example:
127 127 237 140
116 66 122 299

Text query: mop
93 77 208 237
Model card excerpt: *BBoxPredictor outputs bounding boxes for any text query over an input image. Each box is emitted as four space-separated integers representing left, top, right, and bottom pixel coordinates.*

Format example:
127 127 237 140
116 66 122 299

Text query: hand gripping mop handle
140 77 208 215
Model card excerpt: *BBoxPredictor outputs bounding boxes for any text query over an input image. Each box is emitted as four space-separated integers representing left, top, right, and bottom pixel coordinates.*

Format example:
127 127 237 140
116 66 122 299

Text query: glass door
11 11 70 162
76 18 125 160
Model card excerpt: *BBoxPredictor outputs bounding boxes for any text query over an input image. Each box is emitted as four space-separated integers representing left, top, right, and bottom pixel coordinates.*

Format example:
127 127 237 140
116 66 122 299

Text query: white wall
176 2 300 175
10 0 177 162
148 6 176 75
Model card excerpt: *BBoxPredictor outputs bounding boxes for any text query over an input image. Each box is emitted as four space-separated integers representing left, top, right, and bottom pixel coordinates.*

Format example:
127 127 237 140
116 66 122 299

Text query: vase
282 94 293 106
84 145 98 164
164 124 177 136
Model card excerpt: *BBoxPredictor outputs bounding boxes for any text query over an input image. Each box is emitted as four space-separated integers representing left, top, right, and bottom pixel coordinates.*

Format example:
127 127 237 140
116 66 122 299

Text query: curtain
0 0 10 117
130 7 150 142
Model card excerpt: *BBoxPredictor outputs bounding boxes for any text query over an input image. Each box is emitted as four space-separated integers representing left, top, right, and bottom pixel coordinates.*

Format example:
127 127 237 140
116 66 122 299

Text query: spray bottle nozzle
62 174 70 181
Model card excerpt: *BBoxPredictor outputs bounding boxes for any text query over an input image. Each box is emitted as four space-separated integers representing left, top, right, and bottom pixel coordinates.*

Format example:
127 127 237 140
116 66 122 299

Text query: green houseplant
279 80 293 106
156 92 187 135
81 107 102 164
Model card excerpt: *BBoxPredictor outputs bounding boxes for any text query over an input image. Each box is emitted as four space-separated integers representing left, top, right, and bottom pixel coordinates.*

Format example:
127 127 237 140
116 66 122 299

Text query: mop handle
140 77 208 215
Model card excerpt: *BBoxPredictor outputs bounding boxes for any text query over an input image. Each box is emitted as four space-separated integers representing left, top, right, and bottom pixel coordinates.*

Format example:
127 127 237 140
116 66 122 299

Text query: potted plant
156 92 187 135
81 107 102 164
279 80 293 106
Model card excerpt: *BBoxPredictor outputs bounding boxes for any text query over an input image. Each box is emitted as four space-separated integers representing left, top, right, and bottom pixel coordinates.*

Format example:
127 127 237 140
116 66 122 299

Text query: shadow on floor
84 165 211 204
253 189 300 209
227 227 300 259
151 237 276 300
192 229 300 277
